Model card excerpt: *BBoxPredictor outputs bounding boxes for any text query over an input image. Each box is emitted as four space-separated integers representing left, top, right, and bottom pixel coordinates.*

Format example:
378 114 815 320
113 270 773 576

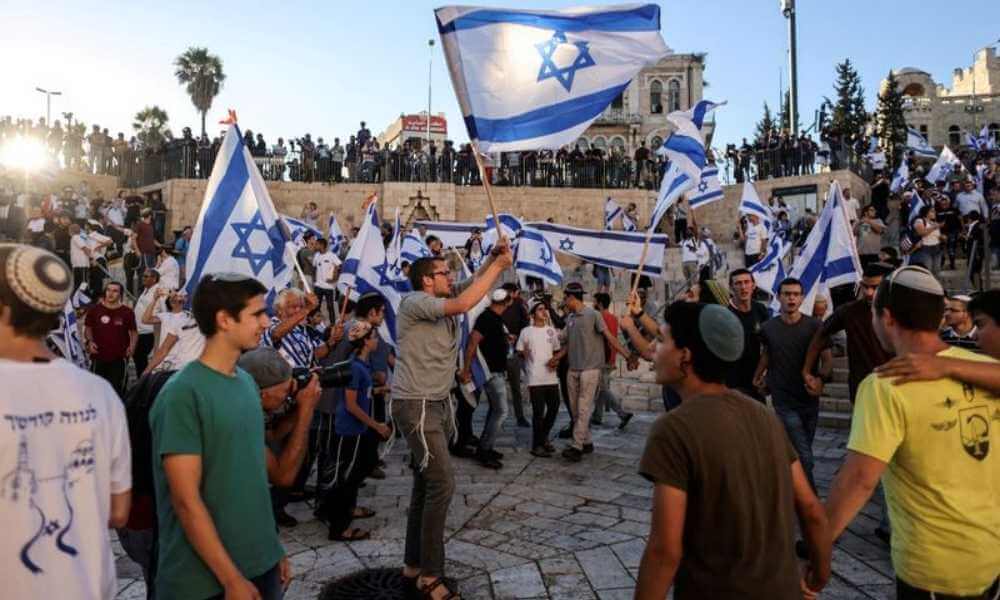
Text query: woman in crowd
855 205 885 269
910 205 942 276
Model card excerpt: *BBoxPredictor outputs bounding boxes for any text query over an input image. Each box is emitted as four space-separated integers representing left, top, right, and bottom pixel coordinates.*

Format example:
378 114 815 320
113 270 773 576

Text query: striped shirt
940 326 979 352
261 317 324 369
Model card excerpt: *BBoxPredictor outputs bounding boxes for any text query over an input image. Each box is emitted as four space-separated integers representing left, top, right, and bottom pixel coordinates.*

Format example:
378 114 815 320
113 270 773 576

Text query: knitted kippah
888 266 944 296
2 244 72 314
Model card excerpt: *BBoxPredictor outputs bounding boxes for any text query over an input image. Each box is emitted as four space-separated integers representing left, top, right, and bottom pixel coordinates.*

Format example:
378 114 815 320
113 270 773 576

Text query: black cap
862 262 893 278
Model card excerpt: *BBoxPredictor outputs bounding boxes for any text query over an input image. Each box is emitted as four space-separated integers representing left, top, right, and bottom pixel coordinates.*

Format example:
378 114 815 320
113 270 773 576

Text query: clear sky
3 1 998 149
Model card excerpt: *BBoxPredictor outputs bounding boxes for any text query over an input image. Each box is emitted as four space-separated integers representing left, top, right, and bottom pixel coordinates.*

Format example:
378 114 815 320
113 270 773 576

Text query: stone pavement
115 402 898 599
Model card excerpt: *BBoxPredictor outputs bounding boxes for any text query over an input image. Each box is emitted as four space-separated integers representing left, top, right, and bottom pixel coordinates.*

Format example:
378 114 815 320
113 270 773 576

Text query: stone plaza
114 368 897 600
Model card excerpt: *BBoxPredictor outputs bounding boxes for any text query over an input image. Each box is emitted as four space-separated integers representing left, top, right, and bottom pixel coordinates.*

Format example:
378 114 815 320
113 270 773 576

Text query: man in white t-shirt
0 244 131 600
311 238 341 319
140 289 205 374
742 214 768 267
68 224 92 290
515 299 566 457
155 245 180 291
843 187 861 226
131 268 164 375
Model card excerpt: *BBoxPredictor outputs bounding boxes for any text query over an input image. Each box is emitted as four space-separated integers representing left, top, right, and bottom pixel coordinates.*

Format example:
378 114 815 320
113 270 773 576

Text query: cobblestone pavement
115 401 897 599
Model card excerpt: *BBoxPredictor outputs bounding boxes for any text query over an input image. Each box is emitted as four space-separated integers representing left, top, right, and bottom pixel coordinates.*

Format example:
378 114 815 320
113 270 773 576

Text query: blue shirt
261 317 323 369
174 237 189 262
335 357 372 436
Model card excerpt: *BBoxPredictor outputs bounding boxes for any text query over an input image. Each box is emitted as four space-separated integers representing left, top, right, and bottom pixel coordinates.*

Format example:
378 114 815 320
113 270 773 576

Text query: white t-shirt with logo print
744 222 768 256
156 311 205 371
516 324 561 387
0 358 131 600
312 251 342 291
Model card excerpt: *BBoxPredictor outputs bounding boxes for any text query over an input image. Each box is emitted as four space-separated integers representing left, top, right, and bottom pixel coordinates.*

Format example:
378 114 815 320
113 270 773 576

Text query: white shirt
312 251 341 290
86 231 111 259
105 206 124 227
680 238 699 263
133 285 163 335
955 191 988 217
73 202 89 220
156 255 180 291
695 239 711 267
0 358 131 600
157 311 205 371
27 218 46 233
69 234 90 268
845 197 860 223
516 325 561 387
744 222 767 255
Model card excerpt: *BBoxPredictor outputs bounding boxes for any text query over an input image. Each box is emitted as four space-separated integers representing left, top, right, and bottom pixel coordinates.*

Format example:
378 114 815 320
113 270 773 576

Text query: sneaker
530 446 552 458
557 426 573 439
617 413 634 431
516 418 531 428
582 443 594 454
477 452 503 470
449 444 477 458
274 509 298 528
562 447 583 462
368 467 386 480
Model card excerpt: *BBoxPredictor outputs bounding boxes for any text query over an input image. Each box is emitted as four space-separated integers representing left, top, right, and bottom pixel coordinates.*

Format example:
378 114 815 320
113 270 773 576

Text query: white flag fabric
738 182 774 230
327 214 347 255
906 127 937 159
890 161 909 193
907 189 926 227
750 236 791 300
674 99 725 133
650 163 693 232
926 145 962 184
687 165 724 209
281 214 323 244
400 233 433 265
48 286 91 368
657 111 707 182
454 255 490 395
435 4 669 153
604 197 624 230
184 125 295 303
978 124 996 151
530 221 669 278
482 213 525 254
515 227 563 285
418 220 483 248
788 181 861 315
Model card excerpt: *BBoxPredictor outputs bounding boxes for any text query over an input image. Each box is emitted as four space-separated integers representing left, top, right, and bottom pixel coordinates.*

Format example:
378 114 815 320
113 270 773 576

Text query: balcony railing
593 108 642 125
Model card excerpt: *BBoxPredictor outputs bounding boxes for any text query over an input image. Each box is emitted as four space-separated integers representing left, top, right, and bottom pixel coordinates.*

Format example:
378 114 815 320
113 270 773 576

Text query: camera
291 360 353 391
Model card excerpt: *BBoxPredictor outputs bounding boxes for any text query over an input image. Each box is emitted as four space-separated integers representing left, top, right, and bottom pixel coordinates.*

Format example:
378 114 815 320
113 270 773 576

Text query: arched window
650 80 663 114
576 137 589 151
902 83 926 97
948 125 961 148
610 136 626 150
989 123 1000 145
591 137 608 153
668 79 681 112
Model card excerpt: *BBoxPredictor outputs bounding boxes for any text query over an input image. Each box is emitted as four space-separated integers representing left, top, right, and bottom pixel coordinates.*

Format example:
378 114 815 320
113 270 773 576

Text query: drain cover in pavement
319 568 409 600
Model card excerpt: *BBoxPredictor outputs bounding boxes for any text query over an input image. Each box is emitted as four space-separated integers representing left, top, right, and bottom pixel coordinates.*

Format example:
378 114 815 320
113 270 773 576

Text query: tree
778 90 801 135
875 70 908 169
174 47 226 138
133 106 171 147
824 59 868 142
754 102 777 143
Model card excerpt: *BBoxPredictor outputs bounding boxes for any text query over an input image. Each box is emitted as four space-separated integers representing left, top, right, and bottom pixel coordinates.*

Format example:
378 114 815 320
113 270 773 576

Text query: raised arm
443 243 513 316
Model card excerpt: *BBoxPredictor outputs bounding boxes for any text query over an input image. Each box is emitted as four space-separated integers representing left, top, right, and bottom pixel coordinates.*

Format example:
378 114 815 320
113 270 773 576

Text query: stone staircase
819 355 852 430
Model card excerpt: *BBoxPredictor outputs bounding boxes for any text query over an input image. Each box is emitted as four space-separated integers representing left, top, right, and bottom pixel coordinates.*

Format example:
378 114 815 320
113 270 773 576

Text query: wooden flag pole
629 225 657 298
338 285 352 323
471 144 503 239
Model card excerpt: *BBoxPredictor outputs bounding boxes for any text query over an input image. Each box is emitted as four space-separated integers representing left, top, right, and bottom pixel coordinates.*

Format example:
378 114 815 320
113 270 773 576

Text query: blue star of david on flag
697 180 709 193
536 31 596 93
559 237 575 251
230 211 288 277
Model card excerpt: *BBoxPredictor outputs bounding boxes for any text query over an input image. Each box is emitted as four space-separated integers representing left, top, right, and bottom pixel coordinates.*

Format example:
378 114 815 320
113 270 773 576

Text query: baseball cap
697 304 745 362
238 347 292 389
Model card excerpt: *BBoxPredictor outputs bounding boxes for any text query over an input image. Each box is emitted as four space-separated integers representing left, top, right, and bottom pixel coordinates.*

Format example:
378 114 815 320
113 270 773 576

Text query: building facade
377 112 448 150
576 52 711 156
888 47 1000 149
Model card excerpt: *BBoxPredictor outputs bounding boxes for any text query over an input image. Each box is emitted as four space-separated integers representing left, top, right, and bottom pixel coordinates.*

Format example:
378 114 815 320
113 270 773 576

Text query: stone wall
29 169 119 200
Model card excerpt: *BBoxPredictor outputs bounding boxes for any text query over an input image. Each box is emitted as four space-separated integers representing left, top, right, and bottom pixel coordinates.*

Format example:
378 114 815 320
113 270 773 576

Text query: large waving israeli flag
688 165 723 209
738 182 774 230
482 213 524 253
657 111 707 182
788 181 861 315
530 221 669 278
750 236 792 300
906 127 937 159
184 125 294 302
650 163 693 231
515 227 563 285
436 4 669 153
675 99 725 133
337 200 405 345
925 145 962 183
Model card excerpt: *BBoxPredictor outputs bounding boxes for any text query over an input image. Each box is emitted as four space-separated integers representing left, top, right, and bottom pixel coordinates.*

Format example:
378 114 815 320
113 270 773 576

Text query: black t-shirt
726 302 770 398
474 309 509 373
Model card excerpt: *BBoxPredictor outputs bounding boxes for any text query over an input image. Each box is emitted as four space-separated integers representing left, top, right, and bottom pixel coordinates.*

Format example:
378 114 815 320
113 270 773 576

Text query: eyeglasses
431 270 451 278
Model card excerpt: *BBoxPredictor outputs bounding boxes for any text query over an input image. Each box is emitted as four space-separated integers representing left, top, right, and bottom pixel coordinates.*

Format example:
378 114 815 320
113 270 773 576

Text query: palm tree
174 47 226 138
133 106 171 147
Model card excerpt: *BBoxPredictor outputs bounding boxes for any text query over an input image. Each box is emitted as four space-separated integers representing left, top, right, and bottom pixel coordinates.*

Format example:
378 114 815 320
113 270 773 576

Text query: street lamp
780 0 798 136
427 39 435 152
35 87 62 125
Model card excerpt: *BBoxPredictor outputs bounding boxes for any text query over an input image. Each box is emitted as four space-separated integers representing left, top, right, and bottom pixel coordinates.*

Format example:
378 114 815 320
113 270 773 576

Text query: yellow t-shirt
849 346 1000 595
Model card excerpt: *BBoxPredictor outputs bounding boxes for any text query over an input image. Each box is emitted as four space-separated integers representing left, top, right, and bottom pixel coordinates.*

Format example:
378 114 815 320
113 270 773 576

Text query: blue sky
2 1 998 149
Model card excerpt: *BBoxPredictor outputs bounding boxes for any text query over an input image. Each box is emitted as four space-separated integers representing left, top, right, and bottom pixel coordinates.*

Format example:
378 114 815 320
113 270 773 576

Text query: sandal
328 527 370 542
352 507 376 519
418 576 461 599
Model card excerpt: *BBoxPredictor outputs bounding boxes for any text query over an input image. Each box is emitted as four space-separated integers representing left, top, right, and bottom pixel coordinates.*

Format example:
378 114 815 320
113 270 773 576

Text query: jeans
911 245 941 277
133 333 156 377
592 365 627 423
896 576 999 600
315 286 336 321
117 527 156 599
479 373 509 452
206 563 283 600
529 384 560 449
567 369 601 450
393 399 456 578
774 402 819 490
505 354 527 423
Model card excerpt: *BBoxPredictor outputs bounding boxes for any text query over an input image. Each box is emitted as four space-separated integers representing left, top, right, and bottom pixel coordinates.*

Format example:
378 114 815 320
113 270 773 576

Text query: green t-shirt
150 361 284 600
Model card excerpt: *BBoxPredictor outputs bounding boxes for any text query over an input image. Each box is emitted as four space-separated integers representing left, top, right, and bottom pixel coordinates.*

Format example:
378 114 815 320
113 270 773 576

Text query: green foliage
875 71 908 169
133 106 170 147
174 47 226 137
755 102 777 143
824 59 868 141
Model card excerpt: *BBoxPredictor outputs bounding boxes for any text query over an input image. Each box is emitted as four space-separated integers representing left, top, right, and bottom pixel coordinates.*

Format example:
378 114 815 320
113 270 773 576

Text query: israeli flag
906 127 937 159
604 197 623 230
435 4 669 153
788 181 861 315
674 99 725 133
327 214 347 255
978 124 996 151
960 130 979 151
184 125 294 302
400 233 433 265
925 145 962 183
281 214 323 244
750 236 792 300
657 111 707 182
890 160 909 193
416 220 483 248
738 182 774 230
650 163 693 231
515 227 563 285
48 287 91 368
455 256 490 397
386 207 403 268
621 210 637 232
907 189 925 227
688 165 724 209
482 213 524 253
530 221 669 278
337 200 405 345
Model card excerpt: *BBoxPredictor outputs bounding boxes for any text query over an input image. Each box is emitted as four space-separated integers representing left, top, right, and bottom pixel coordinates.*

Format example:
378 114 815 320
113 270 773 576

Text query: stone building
576 52 712 156
888 46 1000 148
377 112 448 150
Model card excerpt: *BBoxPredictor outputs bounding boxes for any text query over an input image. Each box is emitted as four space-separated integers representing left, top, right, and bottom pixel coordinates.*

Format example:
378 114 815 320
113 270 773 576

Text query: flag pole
338 285 352 322
471 144 503 239
630 224 657 298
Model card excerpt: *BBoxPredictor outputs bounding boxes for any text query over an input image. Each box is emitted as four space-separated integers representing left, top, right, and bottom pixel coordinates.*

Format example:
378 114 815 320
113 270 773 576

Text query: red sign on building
401 114 447 135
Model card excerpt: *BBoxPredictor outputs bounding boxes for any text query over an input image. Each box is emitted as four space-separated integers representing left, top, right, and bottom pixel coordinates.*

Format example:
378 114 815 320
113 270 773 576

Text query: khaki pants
567 368 601 450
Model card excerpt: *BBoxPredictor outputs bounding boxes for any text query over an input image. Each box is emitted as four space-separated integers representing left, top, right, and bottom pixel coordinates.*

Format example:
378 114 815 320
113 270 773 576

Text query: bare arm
824 450 887 541
266 377 320 488
460 330 483 381
634 484 686 599
601 327 632 361
802 327 834 376
619 316 655 360
443 254 511 316
144 334 177 375
752 347 769 389
791 460 831 595
875 354 1000 395
109 491 132 528
142 293 164 324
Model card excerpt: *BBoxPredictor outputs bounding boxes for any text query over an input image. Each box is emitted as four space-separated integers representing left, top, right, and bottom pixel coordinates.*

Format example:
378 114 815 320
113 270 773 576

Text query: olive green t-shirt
150 361 284 600
639 390 801 599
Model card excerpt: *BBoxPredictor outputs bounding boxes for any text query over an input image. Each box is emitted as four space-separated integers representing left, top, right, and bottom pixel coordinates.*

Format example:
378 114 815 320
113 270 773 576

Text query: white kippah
889 266 944 296
2 244 72 314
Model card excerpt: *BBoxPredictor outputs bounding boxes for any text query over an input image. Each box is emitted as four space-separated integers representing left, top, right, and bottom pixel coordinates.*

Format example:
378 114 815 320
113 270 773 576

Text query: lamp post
427 39 435 151
35 87 62 125
780 0 799 137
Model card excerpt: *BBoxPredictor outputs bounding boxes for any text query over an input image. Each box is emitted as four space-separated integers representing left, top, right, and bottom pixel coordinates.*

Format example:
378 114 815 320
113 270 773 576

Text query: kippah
862 262 893 278
888 266 944 296
2 244 72 314
697 304 744 362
